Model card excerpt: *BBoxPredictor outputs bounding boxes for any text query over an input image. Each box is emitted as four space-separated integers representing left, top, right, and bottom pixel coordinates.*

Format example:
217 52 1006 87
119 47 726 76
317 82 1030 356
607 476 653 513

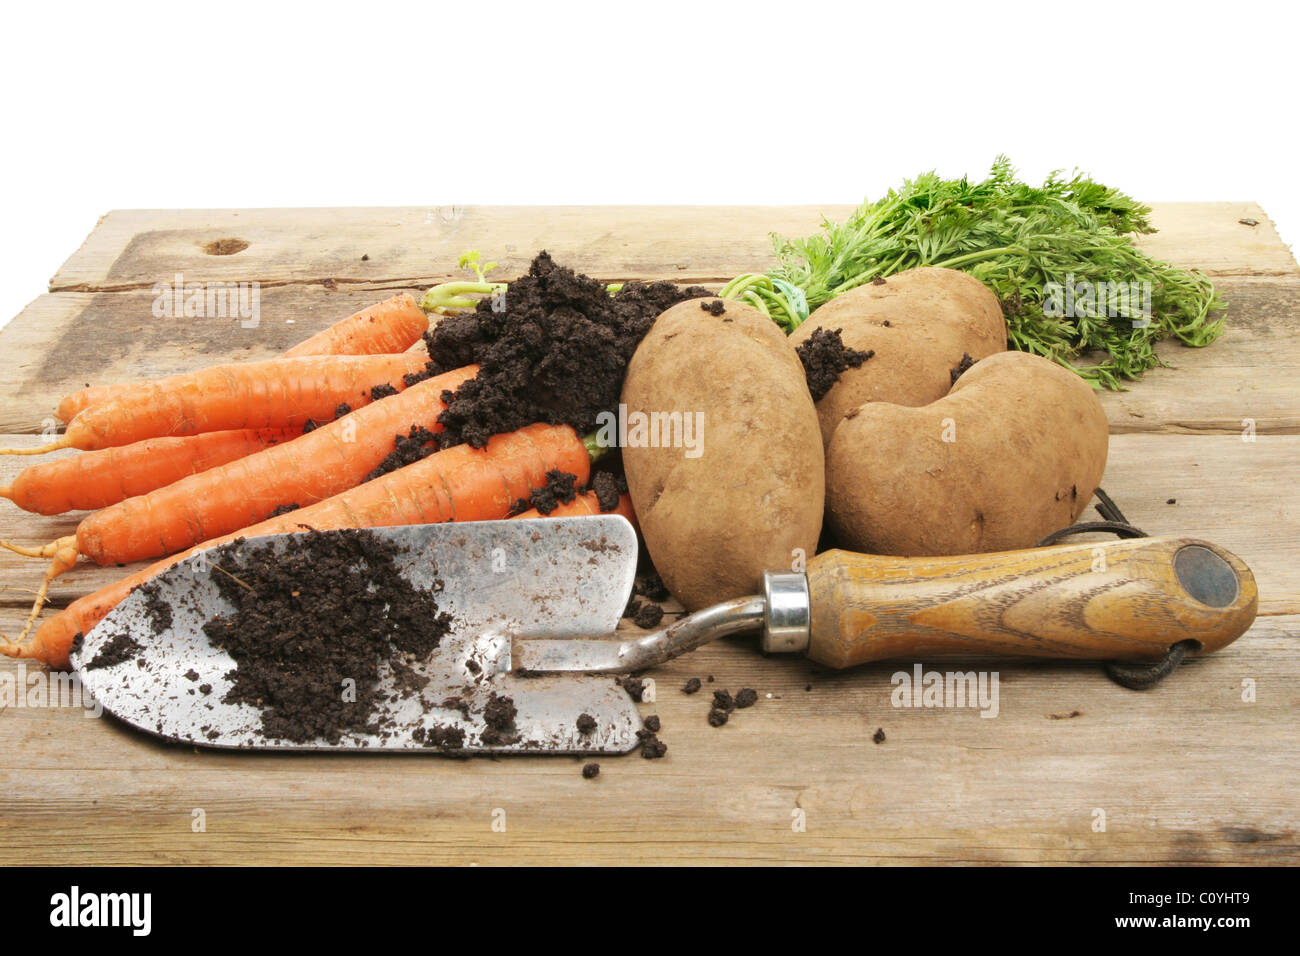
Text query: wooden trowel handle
804 537 1257 669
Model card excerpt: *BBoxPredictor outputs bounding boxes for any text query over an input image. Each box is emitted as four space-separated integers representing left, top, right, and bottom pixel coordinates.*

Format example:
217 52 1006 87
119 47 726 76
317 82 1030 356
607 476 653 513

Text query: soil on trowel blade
199 529 454 744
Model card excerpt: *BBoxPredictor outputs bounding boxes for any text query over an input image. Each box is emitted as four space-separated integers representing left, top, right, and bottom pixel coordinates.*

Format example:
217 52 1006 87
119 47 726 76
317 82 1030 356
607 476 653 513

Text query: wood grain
0 204 1296 865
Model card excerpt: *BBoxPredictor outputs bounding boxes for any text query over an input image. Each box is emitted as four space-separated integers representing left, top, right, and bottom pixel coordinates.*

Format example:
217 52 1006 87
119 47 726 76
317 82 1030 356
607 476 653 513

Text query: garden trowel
74 515 1257 754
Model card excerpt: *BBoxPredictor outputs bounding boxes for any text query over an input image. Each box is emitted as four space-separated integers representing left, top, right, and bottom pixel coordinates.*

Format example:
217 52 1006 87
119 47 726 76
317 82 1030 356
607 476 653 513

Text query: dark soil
424 251 711 449
582 762 600 778
643 714 660 733
950 352 976 384
480 692 520 746
268 503 300 518
364 425 438 482
873 727 887 744
700 298 726 316
707 708 729 727
796 327 873 401
734 688 758 709
712 689 736 712
620 677 646 703
636 729 667 759
633 573 670 603
199 529 454 744
633 603 664 630
84 633 142 670
576 712 597 735
682 678 702 695
590 471 626 512
519 469 579 516
369 383 399 402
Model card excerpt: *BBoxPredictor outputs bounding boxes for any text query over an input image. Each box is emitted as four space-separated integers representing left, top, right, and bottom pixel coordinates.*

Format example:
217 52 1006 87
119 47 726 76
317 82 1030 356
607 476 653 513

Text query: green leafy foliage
761 157 1225 388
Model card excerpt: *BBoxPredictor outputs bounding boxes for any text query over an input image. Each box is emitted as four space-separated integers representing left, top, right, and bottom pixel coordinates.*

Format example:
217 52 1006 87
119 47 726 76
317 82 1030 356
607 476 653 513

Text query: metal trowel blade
71 516 642 754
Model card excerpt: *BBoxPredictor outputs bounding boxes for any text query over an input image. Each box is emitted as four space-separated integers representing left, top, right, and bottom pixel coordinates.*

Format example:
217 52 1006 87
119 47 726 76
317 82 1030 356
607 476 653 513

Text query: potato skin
789 267 1008 446
825 351 1109 556
621 298 824 611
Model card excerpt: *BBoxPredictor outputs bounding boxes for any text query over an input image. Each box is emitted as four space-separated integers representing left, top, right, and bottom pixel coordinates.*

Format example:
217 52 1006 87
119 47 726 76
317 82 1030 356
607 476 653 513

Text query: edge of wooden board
46 202 1299 293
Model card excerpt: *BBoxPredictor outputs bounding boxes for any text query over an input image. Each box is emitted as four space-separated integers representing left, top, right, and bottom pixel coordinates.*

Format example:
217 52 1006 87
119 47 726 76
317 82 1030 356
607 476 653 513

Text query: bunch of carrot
0 286 632 670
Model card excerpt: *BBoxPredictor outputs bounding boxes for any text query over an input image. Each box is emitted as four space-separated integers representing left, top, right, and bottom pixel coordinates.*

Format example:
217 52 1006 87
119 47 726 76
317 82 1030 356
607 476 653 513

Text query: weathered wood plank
3 432 1295 633
46 203 1298 294
0 616 1293 865
2 278 1296 435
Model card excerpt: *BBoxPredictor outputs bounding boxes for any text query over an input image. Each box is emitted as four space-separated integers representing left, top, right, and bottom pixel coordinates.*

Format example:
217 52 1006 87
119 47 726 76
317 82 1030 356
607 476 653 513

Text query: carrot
2 423 589 669
0 428 295 515
56 294 430 423
2 352 431 456
512 491 637 527
0 365 477 641
281 293 429 358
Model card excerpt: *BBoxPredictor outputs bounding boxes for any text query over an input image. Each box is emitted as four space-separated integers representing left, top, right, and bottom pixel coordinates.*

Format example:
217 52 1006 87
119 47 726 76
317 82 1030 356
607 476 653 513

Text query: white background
1 0 1295 328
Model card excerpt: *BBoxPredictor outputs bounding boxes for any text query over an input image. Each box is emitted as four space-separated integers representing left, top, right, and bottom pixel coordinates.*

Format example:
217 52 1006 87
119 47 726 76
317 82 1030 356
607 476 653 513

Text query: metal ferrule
761 571 811 654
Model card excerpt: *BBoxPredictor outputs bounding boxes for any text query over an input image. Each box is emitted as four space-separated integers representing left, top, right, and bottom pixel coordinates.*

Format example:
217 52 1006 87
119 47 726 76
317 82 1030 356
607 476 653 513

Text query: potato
825 350 1109 556
789 267 1008 446
620 298 824 611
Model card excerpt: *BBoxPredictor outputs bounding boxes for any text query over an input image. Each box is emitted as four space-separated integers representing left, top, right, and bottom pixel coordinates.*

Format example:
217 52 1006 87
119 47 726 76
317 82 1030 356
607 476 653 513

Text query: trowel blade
71 516 642 753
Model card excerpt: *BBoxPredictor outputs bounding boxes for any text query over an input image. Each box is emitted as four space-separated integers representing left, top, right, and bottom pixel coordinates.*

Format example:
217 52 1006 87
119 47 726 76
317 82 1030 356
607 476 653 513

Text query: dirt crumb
633 603 664 630
873 727 887 744
582 762 600 779
707 708 729 727
576 712 597 735
643 714 660 733
796 327 873 401
950 352 976 384
735 688 758 709
682 678 702 695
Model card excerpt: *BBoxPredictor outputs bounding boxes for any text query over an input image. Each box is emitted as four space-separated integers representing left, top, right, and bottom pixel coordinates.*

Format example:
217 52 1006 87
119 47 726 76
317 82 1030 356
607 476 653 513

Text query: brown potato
789 267 1008 446
825 350 1109 556
620 298 824 611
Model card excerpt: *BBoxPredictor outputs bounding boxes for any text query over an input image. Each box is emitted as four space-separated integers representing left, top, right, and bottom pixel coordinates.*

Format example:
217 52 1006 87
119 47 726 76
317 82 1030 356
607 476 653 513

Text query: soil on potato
199 529 454 744
425 251 712 449
796 327 874 401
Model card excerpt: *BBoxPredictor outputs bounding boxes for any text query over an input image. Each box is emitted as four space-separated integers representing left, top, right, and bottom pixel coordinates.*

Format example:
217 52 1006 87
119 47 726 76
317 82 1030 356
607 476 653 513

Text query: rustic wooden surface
0 205 1296 865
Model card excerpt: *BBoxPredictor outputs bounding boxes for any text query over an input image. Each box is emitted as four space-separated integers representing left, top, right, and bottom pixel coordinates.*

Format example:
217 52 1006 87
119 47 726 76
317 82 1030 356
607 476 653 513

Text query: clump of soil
712 689 736 712
620 677 646 703
480 692 520 746
200 529 454 744
268 503 300 518
576 712 597 735
633 603 663 630
365 425 438 482
735 688 758 709
643 715 661 733
707 708 729 727
513 469 579 516
582 762 600 778
872 727 887 744
700 299 726 316
682 678 702 695
302 402 354 434
84 633 142 671
590 471 626 512
950 352 976 384
424 251 711 449
637 729 667 759
796 327 873 401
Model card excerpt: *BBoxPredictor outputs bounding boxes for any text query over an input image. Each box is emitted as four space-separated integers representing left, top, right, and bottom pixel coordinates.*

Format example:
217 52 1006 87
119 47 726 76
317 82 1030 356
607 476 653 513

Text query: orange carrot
512 491 637 528
74 364 477 565
0 428 295 515
3 352 431 456
281 293 429 358
0 365 476 642
2 423 589 669
56 294 430 423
